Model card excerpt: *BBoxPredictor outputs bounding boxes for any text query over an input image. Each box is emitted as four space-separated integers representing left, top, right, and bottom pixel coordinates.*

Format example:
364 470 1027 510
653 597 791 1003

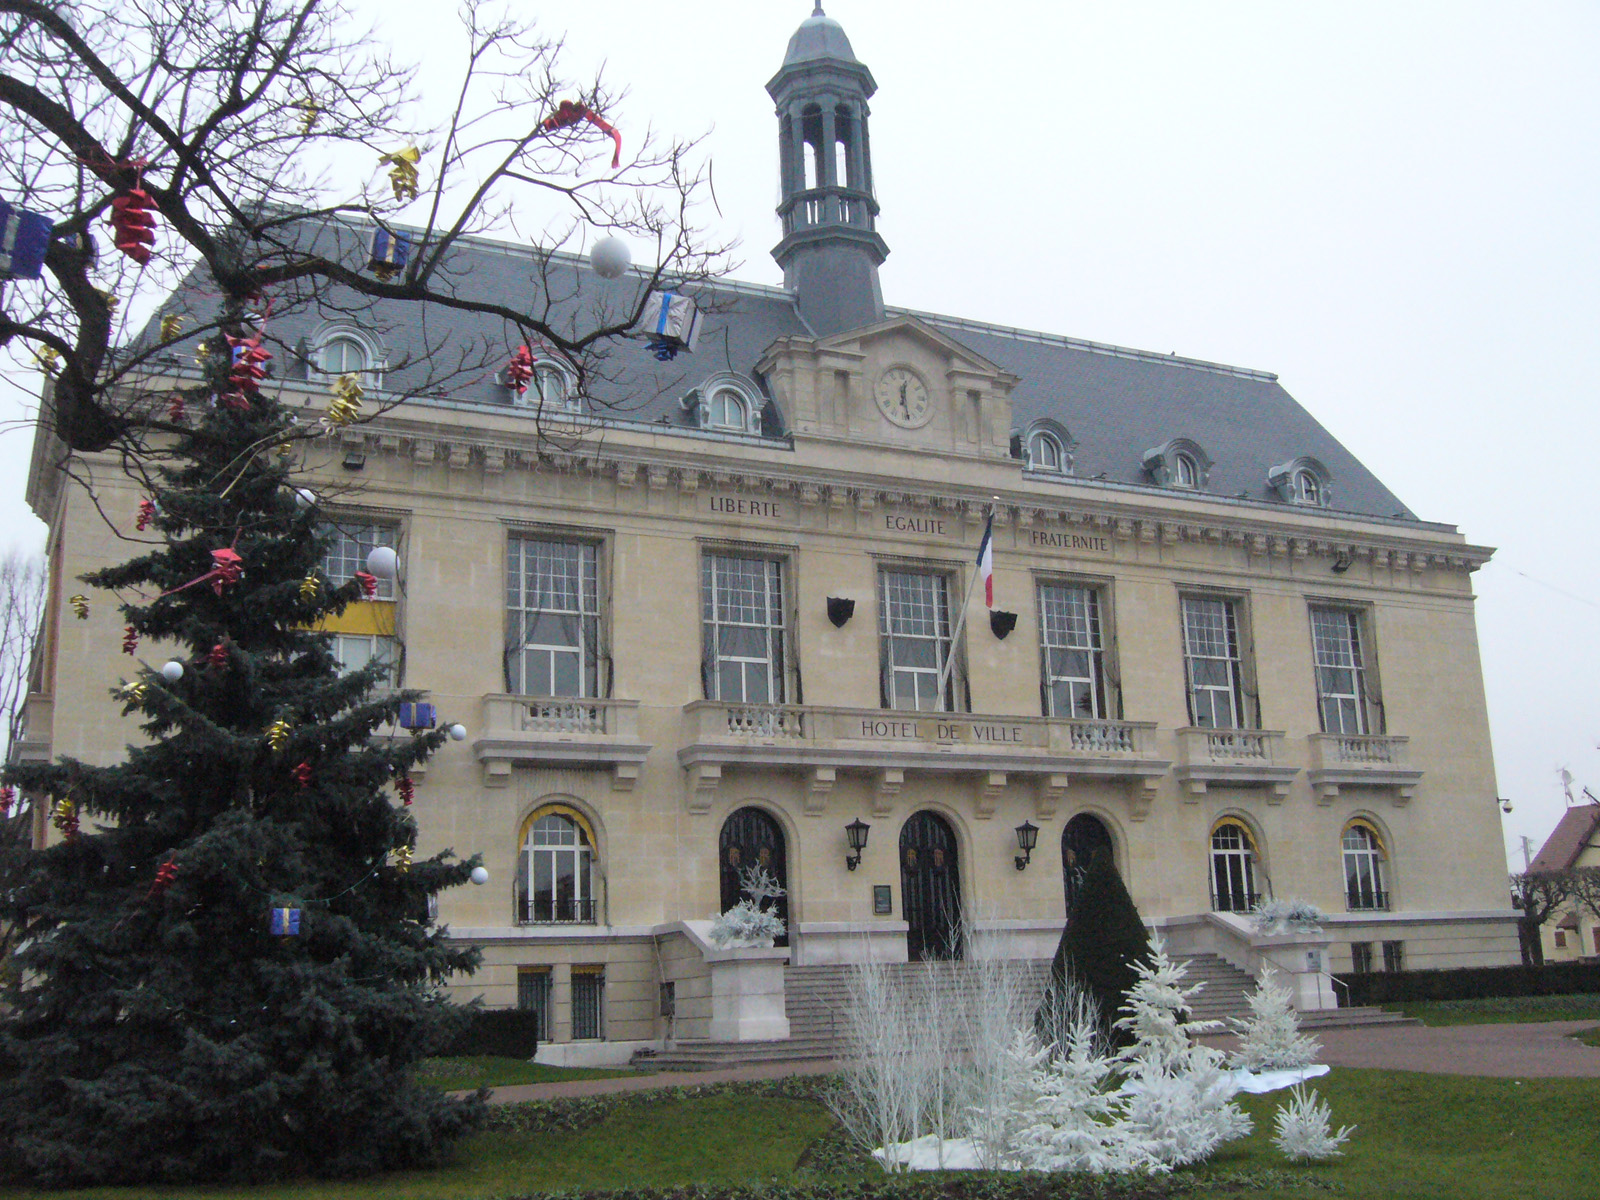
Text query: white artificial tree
1229 965 1322 1072
1113 939 1253 1168
1272 1085 1355 1161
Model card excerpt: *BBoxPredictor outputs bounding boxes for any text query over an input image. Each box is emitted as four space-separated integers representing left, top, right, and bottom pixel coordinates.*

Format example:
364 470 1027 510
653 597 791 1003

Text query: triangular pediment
817 314 1007 378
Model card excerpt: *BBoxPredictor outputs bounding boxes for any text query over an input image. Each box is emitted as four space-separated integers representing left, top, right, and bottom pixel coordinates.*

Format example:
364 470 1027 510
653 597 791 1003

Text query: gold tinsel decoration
97 287 119 312
326 374 364 426
265 718 293 752
33 346 58 370
68 593 89 619
159 314 184 341
298 573 319 601
393 844 413 872
379 146 421 202
116 681 147 703
296 100 320 135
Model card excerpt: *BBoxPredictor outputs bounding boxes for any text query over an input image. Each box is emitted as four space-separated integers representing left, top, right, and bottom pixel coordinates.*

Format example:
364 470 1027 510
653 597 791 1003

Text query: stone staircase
639 952 1420 1071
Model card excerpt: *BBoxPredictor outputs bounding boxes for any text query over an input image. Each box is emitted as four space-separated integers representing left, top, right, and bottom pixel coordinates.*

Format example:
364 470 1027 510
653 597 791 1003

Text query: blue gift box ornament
368 228 410 281
0 199 55 280
642 291 701 361
270 907 301 936
398 701 437 730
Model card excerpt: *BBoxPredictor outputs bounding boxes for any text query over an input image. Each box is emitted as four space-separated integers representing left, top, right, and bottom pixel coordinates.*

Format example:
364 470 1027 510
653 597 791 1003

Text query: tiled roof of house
1528 804 1600 873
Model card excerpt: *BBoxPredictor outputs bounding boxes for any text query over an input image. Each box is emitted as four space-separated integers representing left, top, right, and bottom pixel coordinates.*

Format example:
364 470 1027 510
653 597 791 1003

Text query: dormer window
1142 438 1212 491
1174 452 1199 489
685 375 762 434
1024 421 1075 475
1295 469 1321 506
311 326 384 389
1268 457 1332 507
709 387 749 431
524 359 579 413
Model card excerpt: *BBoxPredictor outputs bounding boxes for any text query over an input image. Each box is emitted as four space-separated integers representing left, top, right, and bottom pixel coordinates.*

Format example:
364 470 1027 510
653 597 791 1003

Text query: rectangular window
330 632 398 686
517 968 553 1041
701 554 786 704
506 537 601 697
320 519 397 600
879 568 957 711
1350 942 1373 974
1382 940 1405 973
1181 596 1246 729
1038 582 1106 719
1310 607 1368 735
1554 929 1568 949
571 967 605 1040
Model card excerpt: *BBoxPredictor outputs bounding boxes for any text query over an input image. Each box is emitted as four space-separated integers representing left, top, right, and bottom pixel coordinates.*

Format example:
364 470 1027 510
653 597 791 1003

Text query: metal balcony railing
1346 888 1390 912
1211 891 1263 915
518 897 597 925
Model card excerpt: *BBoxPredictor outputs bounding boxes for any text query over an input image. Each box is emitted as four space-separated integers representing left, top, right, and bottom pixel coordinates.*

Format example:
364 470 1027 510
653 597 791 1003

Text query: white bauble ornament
294 487 317 509
448 723 467 741
365 545 398 580
161 660 184 682
590 236 631 280
470 866 489 886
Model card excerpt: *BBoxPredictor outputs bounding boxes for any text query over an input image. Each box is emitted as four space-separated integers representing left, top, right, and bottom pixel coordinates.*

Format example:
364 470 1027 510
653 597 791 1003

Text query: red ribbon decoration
0 785 14 817
159 548 244 601
539 100 622 168
397 775 414 806
122 625 139 655
168 394 186 422
292 761 312 789
353 571 377 599
109 187 158 264
135 499 156 532
208 641 228 669
145 859 179 902
504 344 534 394
224 333 271 408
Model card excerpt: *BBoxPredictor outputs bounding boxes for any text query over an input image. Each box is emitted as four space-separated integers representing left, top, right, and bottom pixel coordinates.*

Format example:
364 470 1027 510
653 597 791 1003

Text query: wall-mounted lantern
845 818 870 871
1014 820 1038 871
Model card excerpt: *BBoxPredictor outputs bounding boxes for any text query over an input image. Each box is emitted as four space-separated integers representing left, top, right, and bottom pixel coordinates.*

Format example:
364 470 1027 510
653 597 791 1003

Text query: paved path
481 1020 1600 1103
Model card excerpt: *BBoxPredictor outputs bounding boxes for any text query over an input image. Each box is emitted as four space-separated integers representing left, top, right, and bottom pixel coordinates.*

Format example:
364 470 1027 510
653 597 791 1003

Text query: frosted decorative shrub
1250 899 1327 936
1229 966 1321 1071
1272 1084 1354 1161
708 864 786 947
708 899 785 947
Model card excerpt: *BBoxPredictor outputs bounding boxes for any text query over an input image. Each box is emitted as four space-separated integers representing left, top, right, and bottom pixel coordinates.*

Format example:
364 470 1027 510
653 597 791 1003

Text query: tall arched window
516 806 596 924
1062 813 1114 914
1210 820 1259 913
1343 821 1389 911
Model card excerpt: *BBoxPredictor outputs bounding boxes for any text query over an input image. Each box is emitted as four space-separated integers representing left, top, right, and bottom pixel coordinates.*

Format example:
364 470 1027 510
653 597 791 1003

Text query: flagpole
936 504 994 706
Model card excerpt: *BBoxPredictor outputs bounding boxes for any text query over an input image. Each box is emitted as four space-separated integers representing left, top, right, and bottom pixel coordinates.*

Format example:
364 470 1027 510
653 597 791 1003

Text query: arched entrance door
899 811 963 961
1062 813 1114 914
719 807 789 947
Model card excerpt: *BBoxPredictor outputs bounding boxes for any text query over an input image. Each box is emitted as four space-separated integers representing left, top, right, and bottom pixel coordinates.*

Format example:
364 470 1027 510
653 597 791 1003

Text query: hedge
440 1008 542 1058
1338 961 1600 1005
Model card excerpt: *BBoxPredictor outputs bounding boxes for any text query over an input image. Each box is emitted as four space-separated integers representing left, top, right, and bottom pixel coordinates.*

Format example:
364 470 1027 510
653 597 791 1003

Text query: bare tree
0 0 729 458
1510 870 1575 966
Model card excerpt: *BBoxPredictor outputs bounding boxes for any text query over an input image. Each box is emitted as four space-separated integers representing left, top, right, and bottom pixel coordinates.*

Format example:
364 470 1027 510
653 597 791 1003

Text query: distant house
1528 804 1600 960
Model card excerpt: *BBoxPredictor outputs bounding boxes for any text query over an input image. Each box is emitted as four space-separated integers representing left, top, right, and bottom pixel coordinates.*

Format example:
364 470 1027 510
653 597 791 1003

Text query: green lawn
416 1055 636 1091
3 1070 1599 1200
1381 991 1600 1026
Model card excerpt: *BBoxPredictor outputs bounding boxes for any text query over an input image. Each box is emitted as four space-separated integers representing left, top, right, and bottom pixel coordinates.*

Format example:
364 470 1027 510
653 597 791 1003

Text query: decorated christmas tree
0 295 483 1186
1040 847 1151 1046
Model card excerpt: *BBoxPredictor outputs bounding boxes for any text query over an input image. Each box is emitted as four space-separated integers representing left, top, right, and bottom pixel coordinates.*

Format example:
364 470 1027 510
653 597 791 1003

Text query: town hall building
21 8 1519 1060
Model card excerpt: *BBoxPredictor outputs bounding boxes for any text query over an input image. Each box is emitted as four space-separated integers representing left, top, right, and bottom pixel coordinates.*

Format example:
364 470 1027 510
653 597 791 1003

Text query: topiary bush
1039 847 1151 1044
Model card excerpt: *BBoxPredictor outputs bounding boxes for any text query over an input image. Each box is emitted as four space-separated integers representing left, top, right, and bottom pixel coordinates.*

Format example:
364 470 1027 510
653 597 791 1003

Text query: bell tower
767 5 889 337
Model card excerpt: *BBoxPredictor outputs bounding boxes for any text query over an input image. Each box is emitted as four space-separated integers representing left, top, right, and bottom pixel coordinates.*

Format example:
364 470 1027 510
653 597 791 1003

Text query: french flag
976 514 994 609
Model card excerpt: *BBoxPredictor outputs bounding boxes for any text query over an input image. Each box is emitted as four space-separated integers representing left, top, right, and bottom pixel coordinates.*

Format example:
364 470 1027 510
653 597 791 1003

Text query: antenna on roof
813 2 826 14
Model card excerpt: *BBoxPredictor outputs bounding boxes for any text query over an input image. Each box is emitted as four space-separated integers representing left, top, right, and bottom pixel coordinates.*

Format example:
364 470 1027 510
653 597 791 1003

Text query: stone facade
17 10 1519 1059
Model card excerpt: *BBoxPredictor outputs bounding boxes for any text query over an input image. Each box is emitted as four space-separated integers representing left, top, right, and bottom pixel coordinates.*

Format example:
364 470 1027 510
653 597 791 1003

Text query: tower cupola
767 5 889 336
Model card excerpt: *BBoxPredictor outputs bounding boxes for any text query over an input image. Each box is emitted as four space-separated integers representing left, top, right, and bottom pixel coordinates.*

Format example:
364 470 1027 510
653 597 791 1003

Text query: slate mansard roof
151 218 1417 526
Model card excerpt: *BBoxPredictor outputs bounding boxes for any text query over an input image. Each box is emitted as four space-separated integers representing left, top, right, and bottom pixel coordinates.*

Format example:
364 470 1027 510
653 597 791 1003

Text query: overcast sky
1 1 1594 869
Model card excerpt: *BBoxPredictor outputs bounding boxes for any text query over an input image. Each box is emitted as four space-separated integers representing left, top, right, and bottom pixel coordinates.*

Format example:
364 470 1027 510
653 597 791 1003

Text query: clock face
874 366 932 429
